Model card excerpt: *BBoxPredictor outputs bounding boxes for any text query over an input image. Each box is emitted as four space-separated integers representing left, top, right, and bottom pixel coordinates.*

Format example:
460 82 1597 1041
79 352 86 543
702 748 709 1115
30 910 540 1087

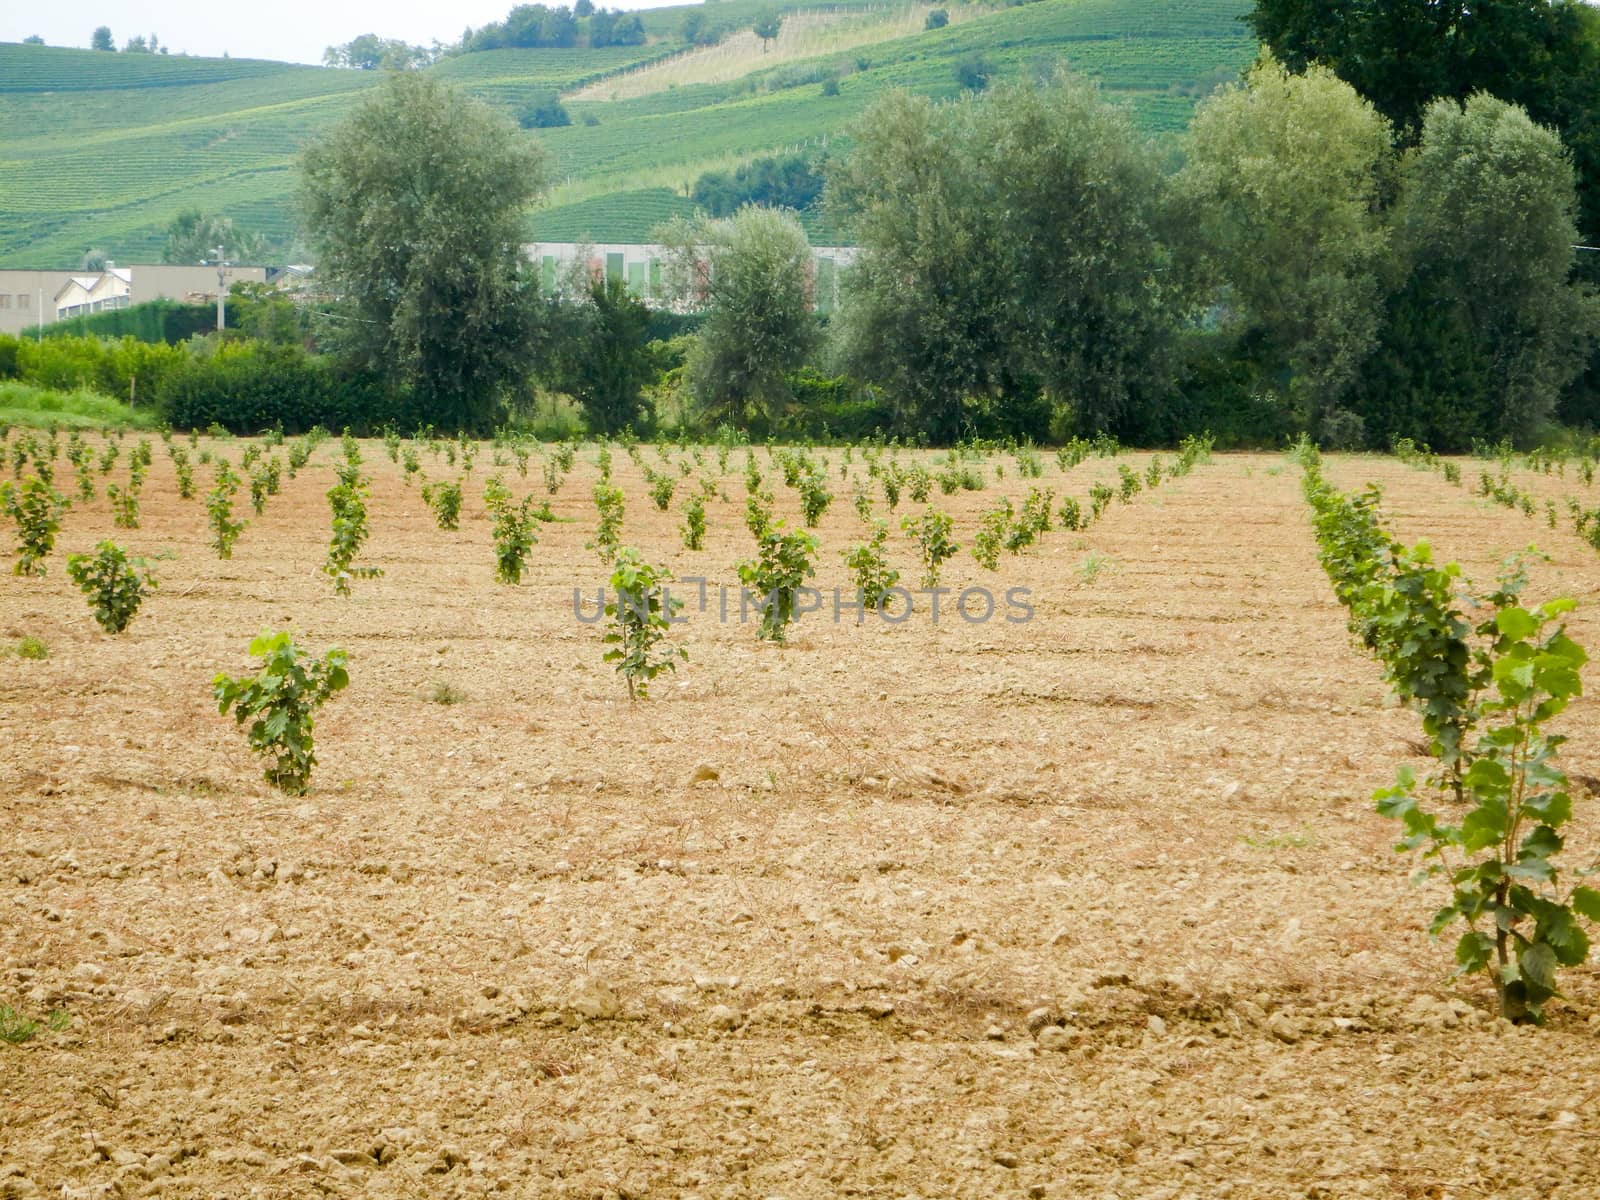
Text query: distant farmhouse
0 263 270 337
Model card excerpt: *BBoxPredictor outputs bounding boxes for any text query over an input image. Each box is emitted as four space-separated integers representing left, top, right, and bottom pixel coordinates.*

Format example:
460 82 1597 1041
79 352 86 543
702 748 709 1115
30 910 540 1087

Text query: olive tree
1177 55 1396 434
655 206 819 431
300 72 549 430
1356 94 1600 447
828 71 1189 441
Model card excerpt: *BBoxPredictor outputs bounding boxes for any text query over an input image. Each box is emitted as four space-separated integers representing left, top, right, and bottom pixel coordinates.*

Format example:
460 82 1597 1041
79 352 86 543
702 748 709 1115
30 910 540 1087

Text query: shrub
843 519 898 619
492 495 540 584
324 461 381 595
157 343 401 435
206 461 246 559
70 438 95 501
737 521 818 642
107 481 139 529
423 478 463 530
603 548 686 699
1117 463 1142 502
213 631 349 796
905 463 932 502
648 470 676 511
1300 441 1600 1022
798 468 832 527
744 485 774 540
903 507 958 588
169 445 195 499
590 481 625 563
681 492 706 550
0 475 68 575
66 540 156 633
1089 480 1114 521
880 463 902 508
1015 486 1053 542
973 499 1011 570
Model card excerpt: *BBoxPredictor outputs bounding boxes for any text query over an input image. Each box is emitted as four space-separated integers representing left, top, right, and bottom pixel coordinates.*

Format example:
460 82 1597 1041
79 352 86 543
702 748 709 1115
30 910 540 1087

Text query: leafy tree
681 10 722 44
91 26 113 51
1353 95 1600 448
656 206 819 431
322 33 433 69
925 9 949 29
830 72 1188 441
517 92 571 129
753 11 782 50
575 0 594 16
162 208 267 265
300 73 550 431
23 35 44 45
1247 0 1600 238
1178 55 1395 432
691 154 824 218
230 281 305 344
954 54 993 91
549 275 656 434
590 8 644 46
541 6 580 47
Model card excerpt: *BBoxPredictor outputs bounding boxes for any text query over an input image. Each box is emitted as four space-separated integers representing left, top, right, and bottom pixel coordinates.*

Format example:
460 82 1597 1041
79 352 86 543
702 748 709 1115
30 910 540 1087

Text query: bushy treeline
323 2 646 68
462 4 644 52
16 54 1598 450
818 59 1600 451
691 153 825 220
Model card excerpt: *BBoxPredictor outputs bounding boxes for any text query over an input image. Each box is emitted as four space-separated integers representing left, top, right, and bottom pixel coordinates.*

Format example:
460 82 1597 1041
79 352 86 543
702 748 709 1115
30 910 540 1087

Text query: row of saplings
2 427 1211 803
1294 436 1600 1024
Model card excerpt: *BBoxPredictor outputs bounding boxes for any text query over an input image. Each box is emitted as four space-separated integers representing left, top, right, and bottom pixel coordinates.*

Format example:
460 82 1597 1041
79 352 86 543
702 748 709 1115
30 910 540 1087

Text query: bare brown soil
4 440 1600 1199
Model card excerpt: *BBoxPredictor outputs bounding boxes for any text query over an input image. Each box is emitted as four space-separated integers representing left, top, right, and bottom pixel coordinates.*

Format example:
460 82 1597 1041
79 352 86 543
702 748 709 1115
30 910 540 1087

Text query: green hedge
153 342 408 434
43 300 224 344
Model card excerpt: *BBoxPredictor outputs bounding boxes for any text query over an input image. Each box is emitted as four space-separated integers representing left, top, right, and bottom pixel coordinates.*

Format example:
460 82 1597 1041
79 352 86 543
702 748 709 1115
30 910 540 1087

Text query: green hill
0 0 1254 266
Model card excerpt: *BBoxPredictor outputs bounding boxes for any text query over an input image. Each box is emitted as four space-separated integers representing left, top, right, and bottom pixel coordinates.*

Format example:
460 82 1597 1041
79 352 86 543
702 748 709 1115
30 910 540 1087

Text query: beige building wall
0 271 75 337
127 264 267 307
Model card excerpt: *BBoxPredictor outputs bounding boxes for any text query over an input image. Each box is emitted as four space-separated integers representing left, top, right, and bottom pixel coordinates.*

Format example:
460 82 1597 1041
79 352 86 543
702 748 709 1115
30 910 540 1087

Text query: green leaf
1454 931 1494 974
1518 824 1564 863
1571 886 1600 923
1519 942 1559 993
1495 607 1539 641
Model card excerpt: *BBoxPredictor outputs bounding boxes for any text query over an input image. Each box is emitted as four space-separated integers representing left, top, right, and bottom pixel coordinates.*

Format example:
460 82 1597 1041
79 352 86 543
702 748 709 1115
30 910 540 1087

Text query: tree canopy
300 73 550 430
656 207 819 431
1178 55 1395 433
829 72 1187 441
1353 94 1599 446
1247 0 1600 237
162 209 268 266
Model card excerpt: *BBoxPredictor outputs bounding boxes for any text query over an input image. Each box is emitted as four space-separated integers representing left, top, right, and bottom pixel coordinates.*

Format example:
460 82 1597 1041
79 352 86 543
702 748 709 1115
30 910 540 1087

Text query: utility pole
209 245 228 332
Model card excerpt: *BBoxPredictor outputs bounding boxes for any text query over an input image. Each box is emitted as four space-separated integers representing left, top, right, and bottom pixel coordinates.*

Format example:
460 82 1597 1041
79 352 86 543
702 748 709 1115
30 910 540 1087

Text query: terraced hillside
0 0 1254 265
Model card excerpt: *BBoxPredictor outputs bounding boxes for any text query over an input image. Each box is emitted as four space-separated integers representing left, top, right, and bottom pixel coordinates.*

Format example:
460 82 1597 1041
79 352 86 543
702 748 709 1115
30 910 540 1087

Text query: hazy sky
1 0 688 67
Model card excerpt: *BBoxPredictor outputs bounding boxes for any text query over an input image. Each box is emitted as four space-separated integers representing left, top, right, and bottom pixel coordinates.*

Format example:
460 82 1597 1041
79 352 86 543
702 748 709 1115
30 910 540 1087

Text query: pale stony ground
3 439 1600 1199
